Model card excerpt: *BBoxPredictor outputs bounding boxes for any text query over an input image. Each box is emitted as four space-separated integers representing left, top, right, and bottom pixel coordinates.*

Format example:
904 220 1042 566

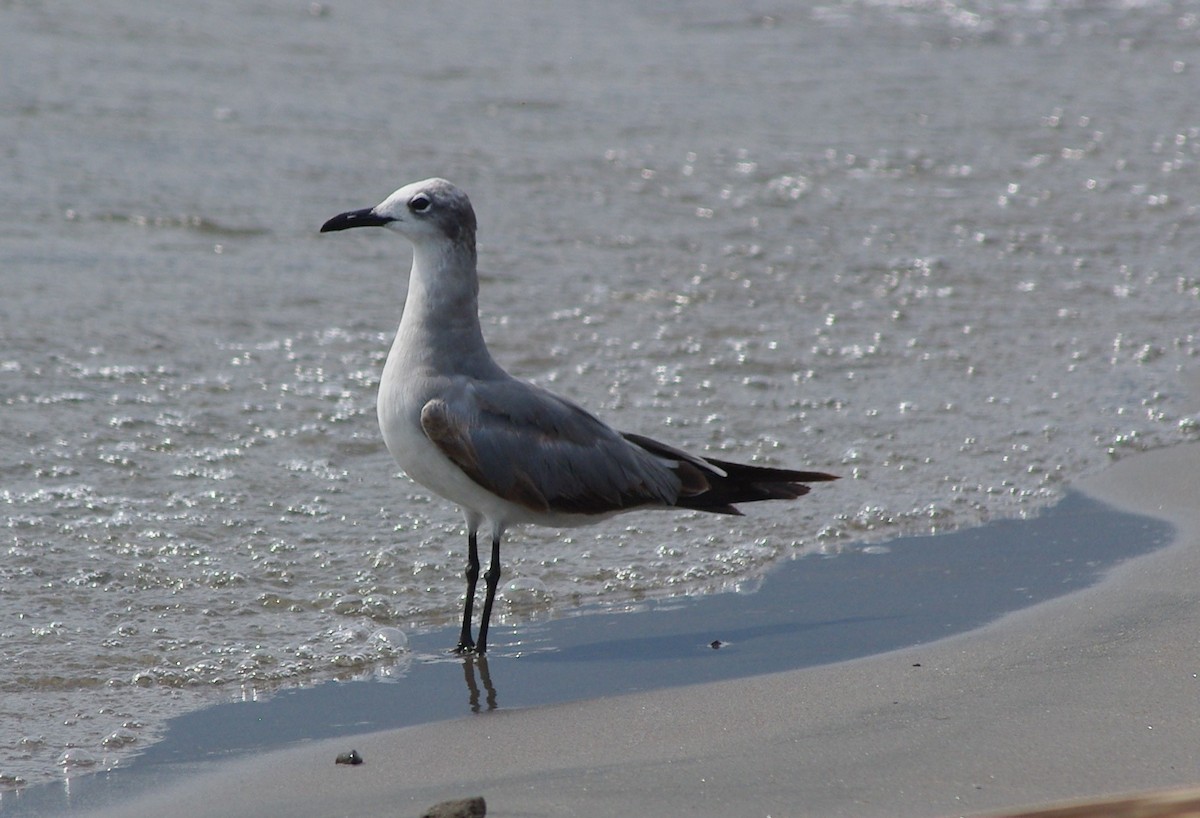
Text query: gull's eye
408 194 432 213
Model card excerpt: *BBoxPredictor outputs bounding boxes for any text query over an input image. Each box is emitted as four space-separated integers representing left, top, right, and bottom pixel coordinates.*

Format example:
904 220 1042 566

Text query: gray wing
419 378 707 515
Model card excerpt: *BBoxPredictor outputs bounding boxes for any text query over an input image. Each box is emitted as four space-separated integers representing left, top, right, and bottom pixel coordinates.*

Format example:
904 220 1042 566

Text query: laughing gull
321 178 837 654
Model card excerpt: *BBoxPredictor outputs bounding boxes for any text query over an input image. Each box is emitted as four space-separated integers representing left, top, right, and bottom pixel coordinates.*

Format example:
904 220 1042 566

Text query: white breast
376 344 536 530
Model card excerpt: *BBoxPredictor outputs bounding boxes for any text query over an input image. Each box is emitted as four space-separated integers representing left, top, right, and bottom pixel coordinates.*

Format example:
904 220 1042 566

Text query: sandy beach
61 441 1200 818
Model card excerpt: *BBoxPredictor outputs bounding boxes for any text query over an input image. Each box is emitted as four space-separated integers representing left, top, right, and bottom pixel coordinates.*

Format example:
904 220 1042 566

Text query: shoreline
12 443 1200 817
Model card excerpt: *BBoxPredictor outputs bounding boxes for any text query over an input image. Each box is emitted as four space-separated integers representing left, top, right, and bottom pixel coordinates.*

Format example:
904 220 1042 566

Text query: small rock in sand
420 795 486 818
334 749 363 765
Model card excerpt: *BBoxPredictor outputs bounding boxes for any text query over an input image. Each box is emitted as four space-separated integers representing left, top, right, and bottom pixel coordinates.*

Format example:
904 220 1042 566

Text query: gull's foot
453 641 476 655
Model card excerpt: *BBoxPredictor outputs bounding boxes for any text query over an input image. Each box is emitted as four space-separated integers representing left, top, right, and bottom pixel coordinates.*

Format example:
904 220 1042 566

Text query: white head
320 177 477 252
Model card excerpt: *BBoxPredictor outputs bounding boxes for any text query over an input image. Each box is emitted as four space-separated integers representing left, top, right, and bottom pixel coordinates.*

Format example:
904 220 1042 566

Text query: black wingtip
799 471 840 482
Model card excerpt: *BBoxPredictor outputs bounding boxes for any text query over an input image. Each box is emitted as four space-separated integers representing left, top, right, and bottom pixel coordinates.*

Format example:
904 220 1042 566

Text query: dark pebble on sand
421 796 486 818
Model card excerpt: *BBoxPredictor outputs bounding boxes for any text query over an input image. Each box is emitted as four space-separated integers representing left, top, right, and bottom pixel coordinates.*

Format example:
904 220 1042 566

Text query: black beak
320 207 394 233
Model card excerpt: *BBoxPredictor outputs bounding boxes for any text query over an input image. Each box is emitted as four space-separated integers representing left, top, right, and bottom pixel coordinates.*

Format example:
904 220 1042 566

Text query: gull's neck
394 237 499 377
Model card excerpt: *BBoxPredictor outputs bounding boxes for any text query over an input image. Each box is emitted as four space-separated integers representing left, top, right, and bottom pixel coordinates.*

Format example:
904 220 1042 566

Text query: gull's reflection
461 654 497 712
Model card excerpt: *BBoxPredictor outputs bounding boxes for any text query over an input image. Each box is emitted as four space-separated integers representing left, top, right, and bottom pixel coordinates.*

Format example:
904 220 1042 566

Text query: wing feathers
420 389 678 515
419 382 836 519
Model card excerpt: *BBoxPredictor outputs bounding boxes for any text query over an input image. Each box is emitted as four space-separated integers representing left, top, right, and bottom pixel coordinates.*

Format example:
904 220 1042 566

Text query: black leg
475 533 502 654
455 531 480 653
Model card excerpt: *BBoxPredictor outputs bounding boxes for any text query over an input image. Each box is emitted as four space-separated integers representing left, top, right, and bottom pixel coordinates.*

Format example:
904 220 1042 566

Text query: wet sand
62 442 1200 818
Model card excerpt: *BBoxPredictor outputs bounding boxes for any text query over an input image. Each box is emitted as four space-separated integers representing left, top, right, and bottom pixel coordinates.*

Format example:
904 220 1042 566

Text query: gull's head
320 178 476 250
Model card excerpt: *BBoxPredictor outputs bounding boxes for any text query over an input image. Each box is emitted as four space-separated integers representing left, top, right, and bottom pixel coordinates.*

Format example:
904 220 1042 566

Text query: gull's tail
678 457 839 515
623 432 839 516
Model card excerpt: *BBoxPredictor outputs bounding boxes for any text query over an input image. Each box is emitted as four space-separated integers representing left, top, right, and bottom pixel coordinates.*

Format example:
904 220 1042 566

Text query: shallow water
2 0 1199 789
2 491 1177 815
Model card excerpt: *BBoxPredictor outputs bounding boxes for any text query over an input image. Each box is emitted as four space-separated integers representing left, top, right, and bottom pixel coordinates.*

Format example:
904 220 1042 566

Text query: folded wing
420 379 691 515
420 378 836 518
